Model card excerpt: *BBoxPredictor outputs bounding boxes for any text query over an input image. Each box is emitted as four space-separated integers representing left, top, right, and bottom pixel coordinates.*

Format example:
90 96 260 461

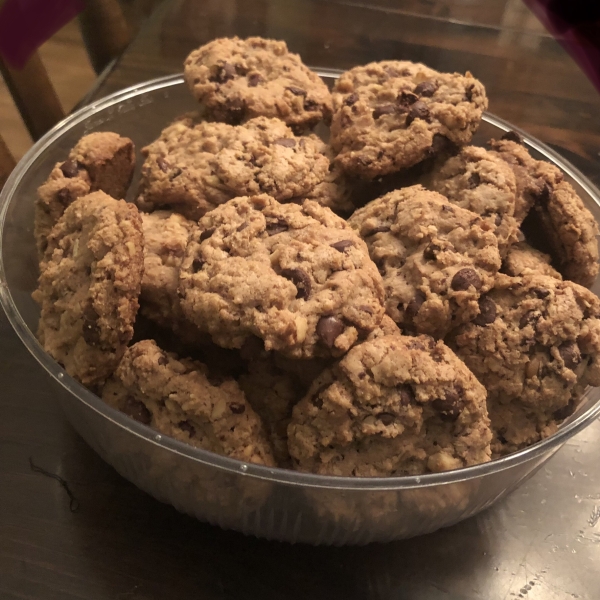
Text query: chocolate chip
465 84 474 102
344 93 359 106
169 168 182 180
330 240 354 252
212 62 236 83
398 91 418 107
281 268 312 300
229 402 246 414
414 80 438 97
423 242 441 261
123 397 151 425
467 172 481 188
274 138 296 148
286 86 306 96
56 188 73 207
364 225 391 237
451 268 482 291
406 100 430 125
60 159 79 178
473 296 497 326
553 401 576 421
247 73 264 87
405 290 426 321
501 130 523 144
191 258 204 272
303 99 318 111
377 412 395 426
533 287 550 299
157 157 170 173
558 341 581 370
519 310 540 329
317 316 345 348
495 214 502 227
82 302 101 347
237 221 249 232
266 219 289 235
200 228 215 242
179 420 196 436
157 354 169 366
373 104 397 119
432 391 463 422
430 134 453 156
398 384 415 406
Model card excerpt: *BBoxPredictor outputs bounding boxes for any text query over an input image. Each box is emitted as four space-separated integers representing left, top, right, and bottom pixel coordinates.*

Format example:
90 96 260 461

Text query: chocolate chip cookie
448 273 600 455
288 333 492 476
427 145 519 256
102 339 275 465
33 192 144 387
330 60 487 179
502 241 561 280
35 132 135 255
136 114 329 220
490 135 599 287
183 36 333 130
178 194 385 358
348 185 501 338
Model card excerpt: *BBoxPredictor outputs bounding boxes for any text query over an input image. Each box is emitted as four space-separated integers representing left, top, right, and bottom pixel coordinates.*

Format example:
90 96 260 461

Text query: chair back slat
0 133 16 190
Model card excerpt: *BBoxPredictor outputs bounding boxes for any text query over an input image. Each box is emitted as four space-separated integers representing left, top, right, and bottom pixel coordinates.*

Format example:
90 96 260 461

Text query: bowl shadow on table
58 423 494 600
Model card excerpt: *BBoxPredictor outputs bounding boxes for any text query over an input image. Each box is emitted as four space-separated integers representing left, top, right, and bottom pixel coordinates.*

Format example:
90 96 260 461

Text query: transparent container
2 74 600 545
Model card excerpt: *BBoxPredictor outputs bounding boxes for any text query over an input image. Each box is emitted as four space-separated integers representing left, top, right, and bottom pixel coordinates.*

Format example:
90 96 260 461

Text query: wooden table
3 1 600 598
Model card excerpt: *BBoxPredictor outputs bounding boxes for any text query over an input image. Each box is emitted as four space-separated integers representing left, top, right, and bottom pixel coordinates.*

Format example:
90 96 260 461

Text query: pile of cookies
32 36 600 477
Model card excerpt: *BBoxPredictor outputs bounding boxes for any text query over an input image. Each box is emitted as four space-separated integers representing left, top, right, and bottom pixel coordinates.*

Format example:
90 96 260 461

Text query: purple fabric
0 0 85 68
523 0 600 93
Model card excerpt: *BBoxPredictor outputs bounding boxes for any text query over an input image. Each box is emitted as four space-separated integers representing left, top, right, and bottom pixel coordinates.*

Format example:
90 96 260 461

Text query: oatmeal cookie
35 132 135 255
136 114 328 220
32 192 143 387
330 60 487 179
348 185 501 338
448 273 600 455
183 36 332 130
178 194 385 358
502 241 561 280
288 334 492 476
427 145 519 255
102 339 275 466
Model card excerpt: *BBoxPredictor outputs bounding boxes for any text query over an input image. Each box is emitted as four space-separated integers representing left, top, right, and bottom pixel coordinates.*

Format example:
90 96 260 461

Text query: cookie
287 334 492 476
330 60 487 179
178 194 385 358
502 241 561 280
102 339 275 466
348 185 501 338
448 273 600 455
427 145 519 256
35 132 135 255
136 114 329 220
32 192 144 387
183 36 333 130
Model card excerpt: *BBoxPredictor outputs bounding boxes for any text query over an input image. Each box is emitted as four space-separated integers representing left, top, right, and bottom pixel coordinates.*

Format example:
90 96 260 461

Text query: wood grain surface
2 1 600 598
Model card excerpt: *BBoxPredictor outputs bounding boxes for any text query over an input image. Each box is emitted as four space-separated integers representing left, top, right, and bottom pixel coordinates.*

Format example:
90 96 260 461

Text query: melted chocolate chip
405 290 426 321
157 354 169 366
266 219 289 235
558 341 581 370
274 138 296 148
60 159 79 178
398 384 415 406
432 390 463 422
212 62 236 83
423 242 442 261
519 310 540 329
281 268 312 300
451 268 482 291
467 172 481 189
344 93 359 106
373 104 397 119
317 316 345 348
473 296 497 326
200 228 215 242
406 101 430 126
330 240 354 252
191 258 205 272
286 86 306 96
414 80 438 97
56 188 73 207
303 98 318 111
123 398 152 425
229 403 246 414
533 287 550 299
398 91 419 107
247 73 264 87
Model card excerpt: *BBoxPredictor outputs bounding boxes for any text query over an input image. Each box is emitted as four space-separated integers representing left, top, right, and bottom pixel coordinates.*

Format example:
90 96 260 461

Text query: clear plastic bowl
2 74 600 545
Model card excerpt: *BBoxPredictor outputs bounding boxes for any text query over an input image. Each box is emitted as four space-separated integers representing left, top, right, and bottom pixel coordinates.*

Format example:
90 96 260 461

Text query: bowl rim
2 72 600 491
